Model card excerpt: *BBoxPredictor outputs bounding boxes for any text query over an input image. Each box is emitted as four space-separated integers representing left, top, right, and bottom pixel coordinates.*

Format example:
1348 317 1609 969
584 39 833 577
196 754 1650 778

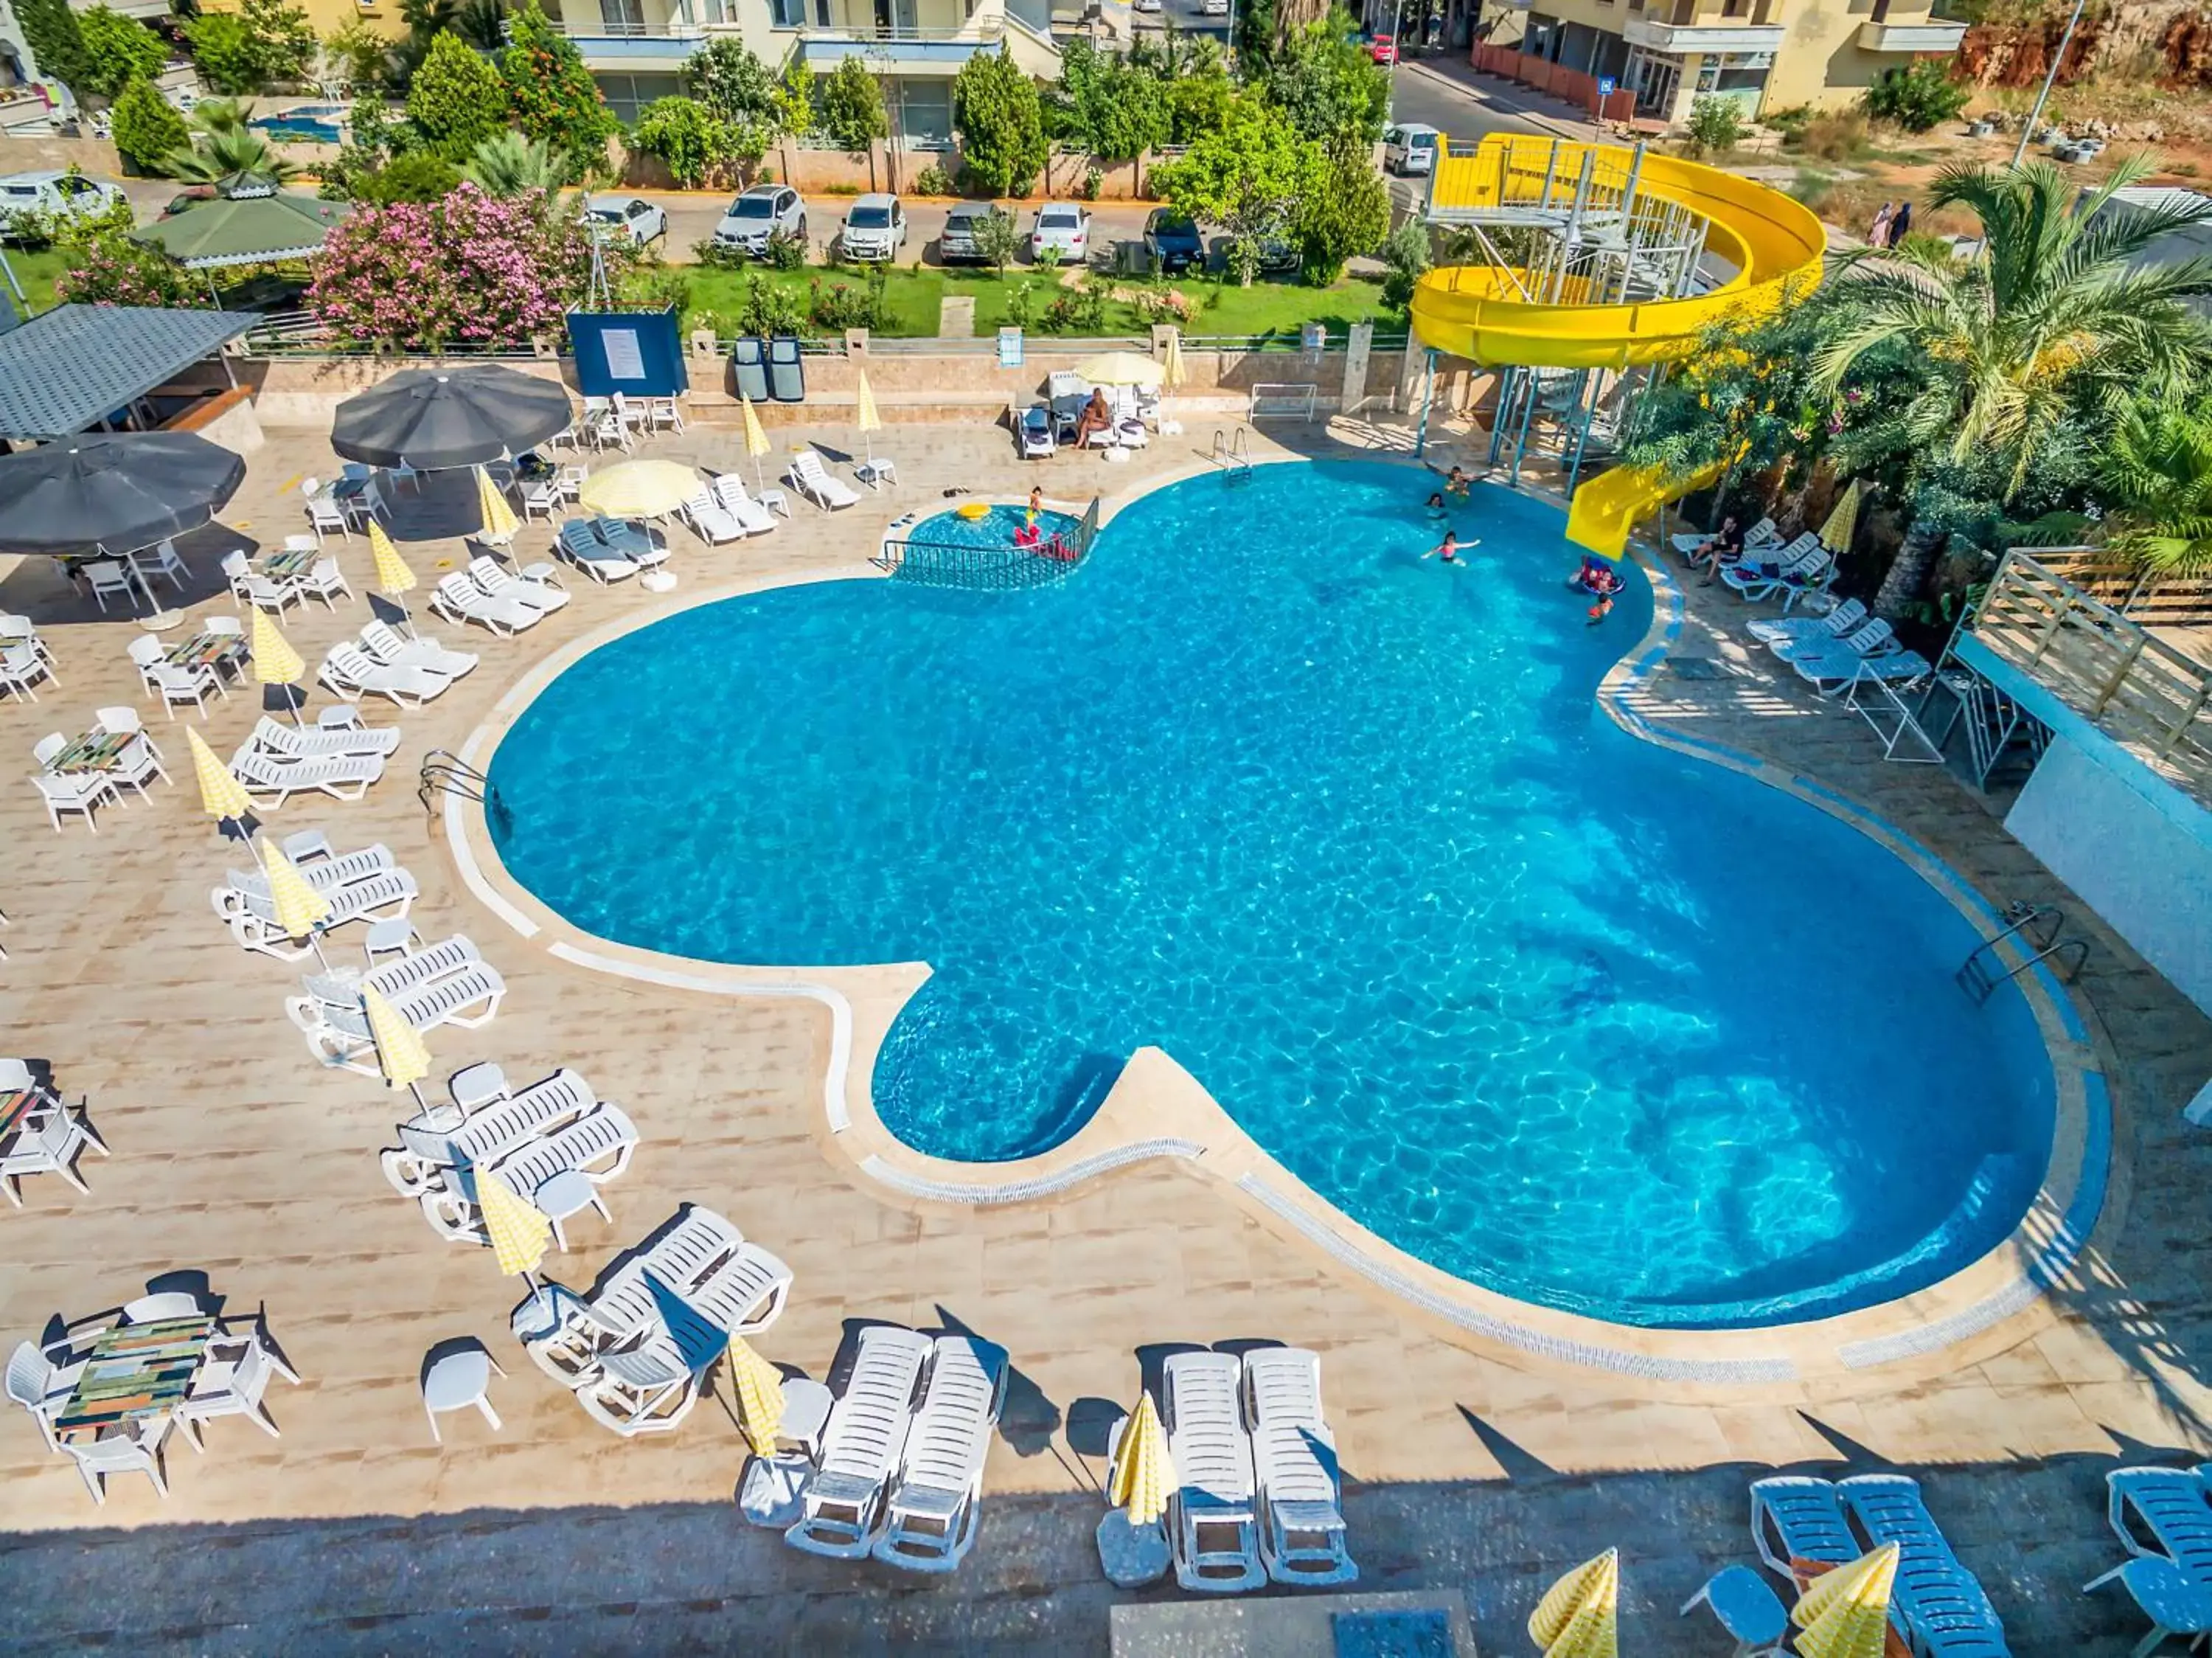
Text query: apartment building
549 0 1060 140
1496 0 1965 124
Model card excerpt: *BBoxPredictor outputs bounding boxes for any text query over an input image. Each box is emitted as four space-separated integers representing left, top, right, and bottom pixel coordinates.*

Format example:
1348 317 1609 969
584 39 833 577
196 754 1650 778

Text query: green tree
688 35 778 134
630 94 723 187
815 57 886 158
73 7 167 99
239 0 319 83
1684 94 1744 156
1165 62 1235 145
324 20 394 91
354 149 462 203
453 0 507 50
1259 10 1388 143
954 46 1046 197
772 54 812 178
184 14 266 96
2095 401 2212 577
1048 38 1167 159
464 128 566 195
109 74 190 173
158 100 302 182
53 199 199 306
1155 100 1317 284
15 0 88 100
500 1 618 174
1863 60 1969 134
1295 128 1388 285
407 31 507 159
973 205 1020 273
1377 217 1429 311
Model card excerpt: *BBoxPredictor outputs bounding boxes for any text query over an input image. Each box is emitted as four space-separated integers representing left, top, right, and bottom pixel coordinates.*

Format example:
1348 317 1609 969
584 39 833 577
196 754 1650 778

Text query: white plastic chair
646 395 684 432
305 494 351 544
131 540 188 594
1 1097 108 1201
521 479 560 521
222 551 302 616
102 733 169 799
65 1415 169 1505
299 557 353 607
31 772 113 833
83 560 139 612
147 662 223 720
175 1319 300 1449
1 642 55 701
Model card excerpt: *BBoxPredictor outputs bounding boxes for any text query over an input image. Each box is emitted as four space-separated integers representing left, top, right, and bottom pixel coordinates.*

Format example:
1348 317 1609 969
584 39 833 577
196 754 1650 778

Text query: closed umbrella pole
259 837 332 967
740 395 771 492
855 372 882 467
184 726 253 838
475 1167 552 1286
362 983 432 1113
368 519 418 637
249 608 307 727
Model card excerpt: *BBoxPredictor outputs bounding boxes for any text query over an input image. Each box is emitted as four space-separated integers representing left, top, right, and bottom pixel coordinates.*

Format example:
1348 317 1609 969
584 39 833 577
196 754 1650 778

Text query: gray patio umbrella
0 432 246 555
331 365 574 471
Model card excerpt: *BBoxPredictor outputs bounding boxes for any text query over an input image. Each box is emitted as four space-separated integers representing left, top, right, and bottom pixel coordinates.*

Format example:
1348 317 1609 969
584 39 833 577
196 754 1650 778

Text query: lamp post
2011 0 2086 168
1385 0 1405 125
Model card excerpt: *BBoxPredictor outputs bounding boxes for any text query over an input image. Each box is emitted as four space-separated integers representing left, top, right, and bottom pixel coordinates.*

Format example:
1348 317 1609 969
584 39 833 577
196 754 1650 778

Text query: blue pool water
490 462 2056 1328
249 105 344 144
912 503 1077 548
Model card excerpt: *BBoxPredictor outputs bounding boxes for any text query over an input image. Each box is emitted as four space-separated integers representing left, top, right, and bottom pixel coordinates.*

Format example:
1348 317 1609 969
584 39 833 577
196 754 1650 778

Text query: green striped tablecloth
49 730 131 774
53 1315 215 1437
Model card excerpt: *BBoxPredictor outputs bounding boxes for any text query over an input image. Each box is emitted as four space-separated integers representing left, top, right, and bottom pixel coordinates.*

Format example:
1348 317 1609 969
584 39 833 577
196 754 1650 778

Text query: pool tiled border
442 454 2110 1390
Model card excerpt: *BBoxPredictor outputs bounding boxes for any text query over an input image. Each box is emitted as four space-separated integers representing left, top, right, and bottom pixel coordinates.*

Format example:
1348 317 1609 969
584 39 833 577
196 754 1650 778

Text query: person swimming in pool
1444 465 1472 498
1424 532 1480 564
1425 490 1448 518
1571 555 1624 620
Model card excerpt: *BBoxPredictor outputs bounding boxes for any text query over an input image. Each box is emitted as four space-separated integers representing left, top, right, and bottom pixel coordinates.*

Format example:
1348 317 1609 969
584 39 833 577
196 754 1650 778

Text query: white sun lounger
518 1206 747 1384
1796 647 1934 696
231 749 384 805
220 868 418 957
420 1106 639 1243
1748 596 1870 648
1672 516 1780 558
1773 617 1896 664
247 714 403 760
468 555 570 615
216 843 394 906
709 474 778 533
286 966 507 1072
1241 1347 1357 1587
554 520 640 583
320 644 453 707
299 934 482 1010
786 1325 934 1559
684 490 747 545
787 450 860 512
682 1242 794 1338
1164 1351 1267 1595
1719 533 1823 600
433 572 543 636
872 1334 1010 1574
358 620 476 680
382 1067 602 1199
573 1333 700 1435
1838 1474 2011 1657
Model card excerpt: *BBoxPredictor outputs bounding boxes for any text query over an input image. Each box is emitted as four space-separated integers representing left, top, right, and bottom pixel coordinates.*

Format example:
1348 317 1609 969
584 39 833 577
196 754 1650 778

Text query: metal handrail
419 749 495 815
1956 902 2087 1002
878 496 1100 590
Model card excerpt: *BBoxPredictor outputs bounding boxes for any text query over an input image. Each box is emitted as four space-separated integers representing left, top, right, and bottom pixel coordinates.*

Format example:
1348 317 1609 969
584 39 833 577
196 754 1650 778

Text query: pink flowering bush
53 201 202 309
307 184 597 351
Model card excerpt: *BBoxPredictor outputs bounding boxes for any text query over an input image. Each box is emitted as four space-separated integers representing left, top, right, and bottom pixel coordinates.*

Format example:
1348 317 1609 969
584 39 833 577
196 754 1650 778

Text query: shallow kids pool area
488 461 2060 1331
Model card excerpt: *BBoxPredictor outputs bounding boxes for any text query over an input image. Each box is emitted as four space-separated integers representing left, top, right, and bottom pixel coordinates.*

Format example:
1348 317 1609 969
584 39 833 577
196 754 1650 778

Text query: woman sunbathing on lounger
1074 390 1111 448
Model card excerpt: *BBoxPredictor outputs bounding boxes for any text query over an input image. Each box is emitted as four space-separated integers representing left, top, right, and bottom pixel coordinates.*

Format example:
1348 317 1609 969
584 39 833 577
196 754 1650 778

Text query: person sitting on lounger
1074 389 1112 447
1691 516 1747 586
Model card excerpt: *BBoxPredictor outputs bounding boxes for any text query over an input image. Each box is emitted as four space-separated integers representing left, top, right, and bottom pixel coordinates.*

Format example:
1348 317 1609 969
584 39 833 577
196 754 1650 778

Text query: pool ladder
419 750 493 814
1213 426 1253 482
1956 901 2089 1003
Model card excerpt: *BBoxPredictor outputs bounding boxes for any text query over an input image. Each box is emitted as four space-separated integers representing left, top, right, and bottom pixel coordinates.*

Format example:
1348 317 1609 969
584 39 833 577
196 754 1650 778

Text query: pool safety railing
1956 902 2089 1004
1213 426 1253 482
877 496 1102 591
420 750 493 813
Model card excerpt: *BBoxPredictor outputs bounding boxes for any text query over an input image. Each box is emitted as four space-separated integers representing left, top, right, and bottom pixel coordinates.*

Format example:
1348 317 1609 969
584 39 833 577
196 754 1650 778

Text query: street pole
1385 0 1405 125
2011 0 2085 169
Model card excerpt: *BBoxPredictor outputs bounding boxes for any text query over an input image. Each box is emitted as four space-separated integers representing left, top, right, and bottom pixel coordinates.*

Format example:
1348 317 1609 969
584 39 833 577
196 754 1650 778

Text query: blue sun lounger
1838 1474 2012 1657
2084 1466 2212 1656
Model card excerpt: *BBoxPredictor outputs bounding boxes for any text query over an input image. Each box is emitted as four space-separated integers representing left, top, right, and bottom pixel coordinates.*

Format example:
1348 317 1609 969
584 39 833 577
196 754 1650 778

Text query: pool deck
2 414 2211 1653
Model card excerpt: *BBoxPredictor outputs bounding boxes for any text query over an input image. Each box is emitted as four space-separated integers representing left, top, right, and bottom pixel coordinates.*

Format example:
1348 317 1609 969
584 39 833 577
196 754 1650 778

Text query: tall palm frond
158 119 300 185
2096 403 2212 576
464 131 568 198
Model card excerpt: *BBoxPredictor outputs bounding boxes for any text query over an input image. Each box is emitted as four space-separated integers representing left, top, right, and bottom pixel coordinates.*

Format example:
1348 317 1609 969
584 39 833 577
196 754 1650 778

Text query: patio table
164 631 248 673
48 729 131 774
261 546 317 581
52 1314 216 1440
0 1086 41 1145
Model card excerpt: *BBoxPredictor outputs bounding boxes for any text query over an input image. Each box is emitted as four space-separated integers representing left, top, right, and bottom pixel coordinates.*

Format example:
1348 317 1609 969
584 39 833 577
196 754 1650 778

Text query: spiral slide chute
1408 136 1826 554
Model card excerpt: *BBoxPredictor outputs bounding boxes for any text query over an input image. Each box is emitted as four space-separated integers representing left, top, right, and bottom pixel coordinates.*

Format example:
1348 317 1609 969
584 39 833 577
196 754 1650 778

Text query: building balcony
790 18 1009 74
1621 15 1784 51
72 0 173 18
1857 18 1968 50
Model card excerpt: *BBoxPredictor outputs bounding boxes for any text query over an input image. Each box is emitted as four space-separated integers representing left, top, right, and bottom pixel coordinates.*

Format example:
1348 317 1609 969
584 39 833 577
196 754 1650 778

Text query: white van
1383 123 1441 177
0 170 128 240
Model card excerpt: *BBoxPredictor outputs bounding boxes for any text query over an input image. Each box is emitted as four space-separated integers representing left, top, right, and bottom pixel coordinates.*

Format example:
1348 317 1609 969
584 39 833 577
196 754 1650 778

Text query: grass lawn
1 247 67 315
678 260 1392 340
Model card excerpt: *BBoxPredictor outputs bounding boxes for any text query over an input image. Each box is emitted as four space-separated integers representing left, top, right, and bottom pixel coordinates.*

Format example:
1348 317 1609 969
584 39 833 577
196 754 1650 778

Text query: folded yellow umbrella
476 1168 552 1279
250 608 304 687
578 459 700 520
368 518 416 596
475 465 519 547
855 371 882 463
727 1335 785 1455
185 726 251 822
1530 1547 1618 1657
1107 1392 1174 1527
362 983 431 1095
1794 1544 1900 1658
1819 479 1863 557
259 837 330 943
1162 329 1186 388
740 393 771 489
1075 351 1165 388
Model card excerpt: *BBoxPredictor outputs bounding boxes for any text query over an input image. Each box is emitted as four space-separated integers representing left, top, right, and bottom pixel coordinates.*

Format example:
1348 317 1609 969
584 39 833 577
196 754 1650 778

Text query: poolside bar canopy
134 178 352 270
0 303 252 444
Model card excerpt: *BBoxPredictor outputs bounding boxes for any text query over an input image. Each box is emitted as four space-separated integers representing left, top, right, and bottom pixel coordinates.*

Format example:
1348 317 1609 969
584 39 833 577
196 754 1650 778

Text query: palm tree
2096 401 2212 577
1815 153 2212 614
464 131 568 198
454 0 508 50
156 101 300 185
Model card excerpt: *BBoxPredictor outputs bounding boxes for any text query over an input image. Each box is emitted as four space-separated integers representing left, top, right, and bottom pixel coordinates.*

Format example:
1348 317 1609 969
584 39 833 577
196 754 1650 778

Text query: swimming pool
489 462 2057 1330
248 105 345 144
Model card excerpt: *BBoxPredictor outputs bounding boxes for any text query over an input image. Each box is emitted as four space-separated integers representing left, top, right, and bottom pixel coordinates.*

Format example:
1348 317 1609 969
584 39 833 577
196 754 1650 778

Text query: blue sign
566 308 688 398
1596 75 1616 97
998 326 1023 368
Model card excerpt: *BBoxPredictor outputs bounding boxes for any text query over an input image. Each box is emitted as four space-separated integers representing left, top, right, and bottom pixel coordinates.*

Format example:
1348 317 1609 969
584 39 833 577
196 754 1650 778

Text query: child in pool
1424 532 1480 564
1571 555 1624 620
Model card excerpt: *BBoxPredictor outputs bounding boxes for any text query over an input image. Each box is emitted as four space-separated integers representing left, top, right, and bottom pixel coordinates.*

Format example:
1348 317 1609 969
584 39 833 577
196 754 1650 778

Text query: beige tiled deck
2 412 2211 1584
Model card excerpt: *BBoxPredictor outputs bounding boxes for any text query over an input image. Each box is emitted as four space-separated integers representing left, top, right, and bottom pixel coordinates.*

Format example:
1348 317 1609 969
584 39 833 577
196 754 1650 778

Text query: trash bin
768 333 805 403
731 335 770 403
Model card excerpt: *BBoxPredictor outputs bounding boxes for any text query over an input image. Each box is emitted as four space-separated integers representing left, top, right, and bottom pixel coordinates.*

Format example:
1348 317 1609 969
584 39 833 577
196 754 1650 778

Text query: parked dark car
939 202 1012 265
1144 209 1205 275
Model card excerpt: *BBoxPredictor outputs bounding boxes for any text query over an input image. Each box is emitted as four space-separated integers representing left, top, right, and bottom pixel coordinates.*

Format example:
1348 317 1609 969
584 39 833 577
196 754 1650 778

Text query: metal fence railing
236 323 1409 361
878 496 1101 591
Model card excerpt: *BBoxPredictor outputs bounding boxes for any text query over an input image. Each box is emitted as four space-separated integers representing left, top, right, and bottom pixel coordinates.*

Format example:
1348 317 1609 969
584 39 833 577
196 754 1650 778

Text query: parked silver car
839 192 907 261
586 195 668 246
713 184 807 256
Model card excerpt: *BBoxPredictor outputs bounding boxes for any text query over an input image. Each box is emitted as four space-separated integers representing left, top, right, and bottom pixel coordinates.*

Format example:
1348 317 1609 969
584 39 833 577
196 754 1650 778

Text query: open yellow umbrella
475 465 519 548
1819 479 1863 558
577 458 698 521
727 1334 785 1454
362 982 431 1100
1529 1547 1618 1658
855 371 883 465
476 1167 552 1280
259 837 330 962
740 394 772 490
1794 1544 1900 1658
185 726 251 825
249 608 307 725
1107 1392 1174 1527
1161 330 1186 389
1075 351 1165 388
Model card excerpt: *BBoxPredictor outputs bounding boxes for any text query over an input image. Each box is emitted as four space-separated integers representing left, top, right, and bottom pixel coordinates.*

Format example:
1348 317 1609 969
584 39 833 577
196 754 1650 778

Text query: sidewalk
1401 54 1605 143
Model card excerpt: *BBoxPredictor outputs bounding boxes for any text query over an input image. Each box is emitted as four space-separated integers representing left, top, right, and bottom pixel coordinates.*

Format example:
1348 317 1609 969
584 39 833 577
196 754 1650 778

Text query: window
771 0 804 22
895 79 952 148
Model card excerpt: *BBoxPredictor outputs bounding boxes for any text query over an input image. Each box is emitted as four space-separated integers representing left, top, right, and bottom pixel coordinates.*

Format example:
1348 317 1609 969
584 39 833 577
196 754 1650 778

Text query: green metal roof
134 186 352 271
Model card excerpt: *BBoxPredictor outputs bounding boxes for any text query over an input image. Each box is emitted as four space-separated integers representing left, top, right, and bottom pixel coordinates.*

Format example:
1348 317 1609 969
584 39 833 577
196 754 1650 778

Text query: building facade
549 0 1060 139
1495 0 1964 124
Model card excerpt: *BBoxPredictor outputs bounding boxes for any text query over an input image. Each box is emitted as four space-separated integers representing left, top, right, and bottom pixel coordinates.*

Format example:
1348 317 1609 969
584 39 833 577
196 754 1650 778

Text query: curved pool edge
442 454 2117 1392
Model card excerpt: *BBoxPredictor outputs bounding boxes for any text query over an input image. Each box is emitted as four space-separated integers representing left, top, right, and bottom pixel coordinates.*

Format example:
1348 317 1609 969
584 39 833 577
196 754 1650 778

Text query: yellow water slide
1407 136 1828 554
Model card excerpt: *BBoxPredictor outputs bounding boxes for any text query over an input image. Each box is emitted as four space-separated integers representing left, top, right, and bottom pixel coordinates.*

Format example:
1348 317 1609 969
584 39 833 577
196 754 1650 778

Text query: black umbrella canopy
0 432 246 555
331 365 576 471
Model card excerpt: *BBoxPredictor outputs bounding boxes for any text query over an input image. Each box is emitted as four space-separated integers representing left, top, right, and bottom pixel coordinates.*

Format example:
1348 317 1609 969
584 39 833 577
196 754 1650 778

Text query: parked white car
586 195 668 246
0 170 128 241
713 184 807 257
839 192 907 260
1030 202 1091 266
